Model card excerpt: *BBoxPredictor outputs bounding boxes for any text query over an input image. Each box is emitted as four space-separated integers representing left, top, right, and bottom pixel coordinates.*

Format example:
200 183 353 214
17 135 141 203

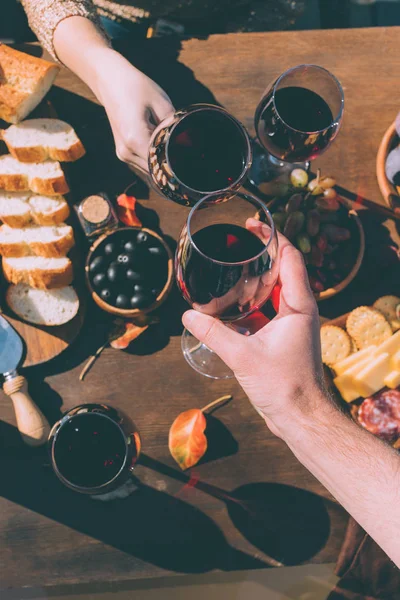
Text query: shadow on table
0 420 334 581
140 454 334 567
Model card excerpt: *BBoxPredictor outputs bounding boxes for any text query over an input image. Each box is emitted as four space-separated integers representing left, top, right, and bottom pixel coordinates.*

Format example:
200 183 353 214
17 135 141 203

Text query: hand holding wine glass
182 226 325 437
175 192 279 379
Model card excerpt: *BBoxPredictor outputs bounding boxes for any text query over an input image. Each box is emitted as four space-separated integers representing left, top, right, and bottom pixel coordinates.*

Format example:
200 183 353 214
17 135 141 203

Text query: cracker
346 306 392 350
373 295 400 331
320 325 352 366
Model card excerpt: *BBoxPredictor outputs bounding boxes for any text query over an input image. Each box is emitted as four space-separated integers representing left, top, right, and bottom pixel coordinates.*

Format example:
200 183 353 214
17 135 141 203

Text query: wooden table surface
1 27 400 592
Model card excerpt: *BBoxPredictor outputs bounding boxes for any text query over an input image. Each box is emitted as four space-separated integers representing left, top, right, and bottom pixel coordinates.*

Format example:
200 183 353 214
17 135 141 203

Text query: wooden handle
3 375 50 447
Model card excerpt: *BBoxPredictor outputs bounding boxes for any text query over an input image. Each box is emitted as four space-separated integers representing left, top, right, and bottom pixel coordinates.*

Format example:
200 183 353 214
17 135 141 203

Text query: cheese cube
354 352 392 397
333 346 376 376
333 356 372 402
376 330 400 357
392 349 400 370
384 370 400 389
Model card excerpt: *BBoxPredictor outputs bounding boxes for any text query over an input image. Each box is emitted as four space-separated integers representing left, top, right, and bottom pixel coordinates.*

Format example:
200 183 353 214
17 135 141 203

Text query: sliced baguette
0 191 70 227
0 155 69 195
0 223 74 258
3 256 73 289
0 44 60 124
6 283 79 326
2 119 86 163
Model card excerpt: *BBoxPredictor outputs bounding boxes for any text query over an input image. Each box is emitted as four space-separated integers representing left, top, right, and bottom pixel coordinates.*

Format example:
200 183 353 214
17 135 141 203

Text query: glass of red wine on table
175 192 279 379
248 64 344 198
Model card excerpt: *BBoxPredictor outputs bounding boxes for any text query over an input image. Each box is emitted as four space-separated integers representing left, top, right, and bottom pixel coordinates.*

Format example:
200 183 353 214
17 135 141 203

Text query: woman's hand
93 50 174 173
182 221 329 440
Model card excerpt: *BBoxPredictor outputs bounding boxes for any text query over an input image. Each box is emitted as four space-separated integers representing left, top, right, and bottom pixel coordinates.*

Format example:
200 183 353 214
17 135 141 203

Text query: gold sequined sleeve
20 0 110 61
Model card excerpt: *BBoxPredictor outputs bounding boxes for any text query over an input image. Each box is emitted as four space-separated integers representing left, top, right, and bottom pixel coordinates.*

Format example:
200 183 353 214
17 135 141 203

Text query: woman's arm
21 1 174 170
182 222 400 567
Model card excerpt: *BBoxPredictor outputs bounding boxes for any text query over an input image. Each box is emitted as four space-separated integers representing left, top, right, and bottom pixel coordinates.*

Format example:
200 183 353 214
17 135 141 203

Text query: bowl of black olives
86 227 173 316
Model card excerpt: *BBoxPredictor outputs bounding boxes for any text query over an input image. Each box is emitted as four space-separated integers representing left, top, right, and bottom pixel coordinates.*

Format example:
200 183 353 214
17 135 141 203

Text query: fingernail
182 310 196 331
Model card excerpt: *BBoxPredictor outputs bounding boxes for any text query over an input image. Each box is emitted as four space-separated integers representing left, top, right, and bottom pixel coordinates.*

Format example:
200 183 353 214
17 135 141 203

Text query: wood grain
1 28 400 592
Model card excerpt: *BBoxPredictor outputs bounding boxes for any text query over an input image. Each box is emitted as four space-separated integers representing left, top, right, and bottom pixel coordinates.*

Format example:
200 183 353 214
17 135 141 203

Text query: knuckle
201 318 220 347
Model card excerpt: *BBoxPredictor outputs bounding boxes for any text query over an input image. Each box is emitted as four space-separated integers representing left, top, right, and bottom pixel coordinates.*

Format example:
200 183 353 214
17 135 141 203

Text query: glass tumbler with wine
175 192 279 379
249 64 344 196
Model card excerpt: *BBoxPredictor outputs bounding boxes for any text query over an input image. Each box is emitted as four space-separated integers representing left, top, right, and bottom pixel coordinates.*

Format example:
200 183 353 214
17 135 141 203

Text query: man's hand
183 220 327 439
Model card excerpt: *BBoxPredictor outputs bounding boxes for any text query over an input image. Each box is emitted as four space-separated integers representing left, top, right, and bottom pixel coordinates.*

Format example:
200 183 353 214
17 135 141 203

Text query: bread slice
2 119 86 163
6 283 79 326
0 191 70 227
0 155 69 195
3 256 73 289
0 223 74 258
0 44 60 124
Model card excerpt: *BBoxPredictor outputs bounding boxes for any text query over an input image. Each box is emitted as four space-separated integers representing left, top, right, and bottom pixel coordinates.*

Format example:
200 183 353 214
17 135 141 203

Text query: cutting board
0 101 85 368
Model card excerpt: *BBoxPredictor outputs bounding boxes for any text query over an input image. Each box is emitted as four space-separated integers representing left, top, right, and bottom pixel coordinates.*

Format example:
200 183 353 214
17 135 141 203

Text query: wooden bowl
314 209 365 302
86 227 174 318
376 120 400 208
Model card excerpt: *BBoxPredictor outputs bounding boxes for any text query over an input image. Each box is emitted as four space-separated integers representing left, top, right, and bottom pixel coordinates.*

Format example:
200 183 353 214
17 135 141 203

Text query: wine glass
48 404 141 498
175 191 279 379
249 64 344 197
148 104 253 206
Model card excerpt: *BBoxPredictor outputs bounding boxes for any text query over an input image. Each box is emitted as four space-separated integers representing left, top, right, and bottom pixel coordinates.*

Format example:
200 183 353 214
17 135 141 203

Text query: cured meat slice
358 389 400 441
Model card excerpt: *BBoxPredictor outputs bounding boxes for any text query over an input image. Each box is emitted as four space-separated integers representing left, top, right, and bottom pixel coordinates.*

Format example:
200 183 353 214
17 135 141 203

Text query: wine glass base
248 142 310 199
181 328 234 380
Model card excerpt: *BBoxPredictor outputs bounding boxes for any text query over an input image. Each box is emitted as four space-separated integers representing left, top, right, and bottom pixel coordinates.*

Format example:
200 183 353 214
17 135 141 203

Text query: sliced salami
358 389 400 441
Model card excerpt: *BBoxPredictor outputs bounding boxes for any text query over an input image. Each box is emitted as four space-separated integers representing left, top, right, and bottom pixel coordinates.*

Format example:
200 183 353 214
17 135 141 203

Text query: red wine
53 413 128 488
256 86 337 162
168 110 247 192
177 223 273 321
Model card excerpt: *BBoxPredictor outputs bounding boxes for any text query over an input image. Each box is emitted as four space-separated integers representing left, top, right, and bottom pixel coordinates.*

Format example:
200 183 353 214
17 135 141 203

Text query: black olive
117 253 130 265
133 283 146 293
104 242 115 256
89 255 105 274
92 273 106 287
147 245 165 258
107 262 121 283
130 292 151 309
136 231 149 245
126 269 141 282
124 240 136 253
100 288 112 302
115 294 129 309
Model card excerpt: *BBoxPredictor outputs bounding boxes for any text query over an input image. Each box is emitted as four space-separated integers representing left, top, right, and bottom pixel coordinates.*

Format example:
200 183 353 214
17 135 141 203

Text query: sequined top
21 0 251 61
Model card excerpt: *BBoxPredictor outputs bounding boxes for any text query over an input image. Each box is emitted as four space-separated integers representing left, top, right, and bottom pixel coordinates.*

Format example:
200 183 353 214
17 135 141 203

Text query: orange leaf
168 395 232 470
169 409 207 470
110 322 148 349
116 193 142 227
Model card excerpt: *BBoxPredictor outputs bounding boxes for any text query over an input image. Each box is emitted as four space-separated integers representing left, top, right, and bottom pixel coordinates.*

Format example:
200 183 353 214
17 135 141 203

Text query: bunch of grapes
272 169 352 293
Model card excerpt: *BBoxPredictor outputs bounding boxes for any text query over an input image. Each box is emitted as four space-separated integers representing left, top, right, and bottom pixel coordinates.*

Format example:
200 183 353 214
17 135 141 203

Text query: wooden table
1 27 399 593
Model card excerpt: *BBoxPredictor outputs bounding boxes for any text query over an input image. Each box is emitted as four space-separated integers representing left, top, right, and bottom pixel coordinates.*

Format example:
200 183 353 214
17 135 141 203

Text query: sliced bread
3 256 73 289
0 155 69 195
6 283 79 326
2 119 86 163
0 44 60 124
0 191 70 227
0 223 74 258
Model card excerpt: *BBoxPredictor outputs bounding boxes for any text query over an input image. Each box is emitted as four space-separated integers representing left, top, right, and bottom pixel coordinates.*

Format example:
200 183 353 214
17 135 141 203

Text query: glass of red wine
249 64 344 197
48 404 141 498
148 104 252 207
175 191 279 379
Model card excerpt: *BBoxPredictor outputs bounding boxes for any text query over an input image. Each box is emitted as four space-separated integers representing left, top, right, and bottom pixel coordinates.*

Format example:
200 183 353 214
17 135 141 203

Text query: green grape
290 168 308 188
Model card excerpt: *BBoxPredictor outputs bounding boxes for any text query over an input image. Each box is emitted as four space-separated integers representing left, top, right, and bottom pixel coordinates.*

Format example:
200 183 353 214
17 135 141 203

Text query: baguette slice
0 223 74 258
6 283 79 326
0 155 69 195
0 191 69 227
0 45 60 124
2 119 86 163
3 256 73 289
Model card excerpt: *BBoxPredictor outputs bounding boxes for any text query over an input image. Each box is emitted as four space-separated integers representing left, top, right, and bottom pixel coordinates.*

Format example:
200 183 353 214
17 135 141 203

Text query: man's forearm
281 395 400 566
